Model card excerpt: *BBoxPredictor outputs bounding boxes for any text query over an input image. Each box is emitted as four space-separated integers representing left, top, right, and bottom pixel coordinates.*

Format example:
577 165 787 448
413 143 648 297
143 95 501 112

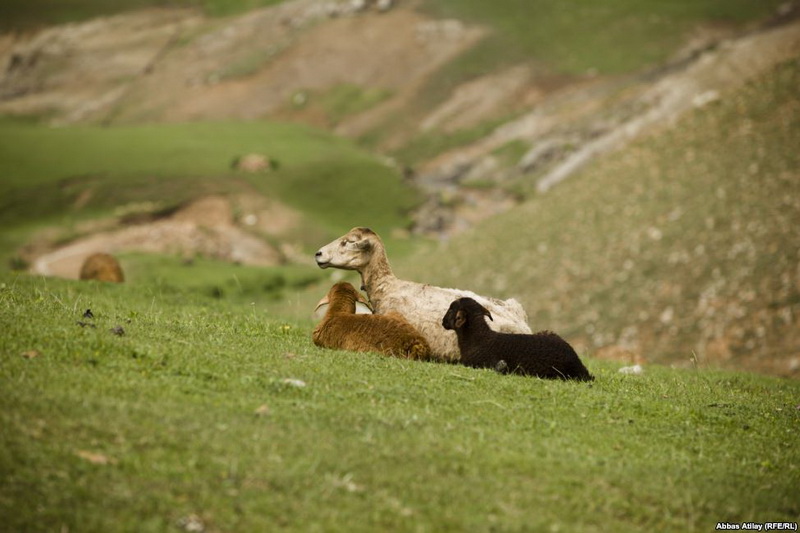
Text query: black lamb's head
441 297 493 330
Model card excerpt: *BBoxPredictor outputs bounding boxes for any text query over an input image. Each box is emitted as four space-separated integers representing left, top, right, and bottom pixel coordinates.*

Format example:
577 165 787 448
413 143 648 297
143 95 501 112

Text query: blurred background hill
1 0 798 376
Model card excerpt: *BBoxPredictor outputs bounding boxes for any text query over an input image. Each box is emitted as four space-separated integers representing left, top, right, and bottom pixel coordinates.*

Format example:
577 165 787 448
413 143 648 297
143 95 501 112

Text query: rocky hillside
0 1 482 130
2 1 798 235
402 57 800 378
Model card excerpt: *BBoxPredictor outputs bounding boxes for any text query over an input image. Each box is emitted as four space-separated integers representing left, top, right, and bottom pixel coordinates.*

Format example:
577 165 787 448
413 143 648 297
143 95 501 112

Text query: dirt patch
419 65 539 133
27 194 305 279
231 193 302 237
158 4 484 129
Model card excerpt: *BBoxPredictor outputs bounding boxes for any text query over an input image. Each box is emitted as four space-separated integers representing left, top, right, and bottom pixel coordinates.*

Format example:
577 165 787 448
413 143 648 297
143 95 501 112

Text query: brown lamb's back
313 282 431 360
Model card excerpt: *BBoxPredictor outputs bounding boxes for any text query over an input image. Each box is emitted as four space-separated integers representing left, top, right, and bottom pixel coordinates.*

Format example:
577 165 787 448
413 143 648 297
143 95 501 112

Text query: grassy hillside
0 119 419 265
401 58 800 376
421 0 786 77
1 272 798 531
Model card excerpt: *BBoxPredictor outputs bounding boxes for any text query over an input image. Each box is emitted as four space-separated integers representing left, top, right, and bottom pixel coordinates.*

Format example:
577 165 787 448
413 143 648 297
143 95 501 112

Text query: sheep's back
313 312 430 359
372 280 531 361
487 331 593 380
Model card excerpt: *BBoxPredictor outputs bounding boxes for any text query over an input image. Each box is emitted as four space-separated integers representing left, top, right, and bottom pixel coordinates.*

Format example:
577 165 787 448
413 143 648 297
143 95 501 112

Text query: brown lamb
312 282 431 360
79 253 124 283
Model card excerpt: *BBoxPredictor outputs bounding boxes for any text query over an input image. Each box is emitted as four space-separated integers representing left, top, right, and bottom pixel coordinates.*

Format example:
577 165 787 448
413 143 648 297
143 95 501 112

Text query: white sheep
314 227 531 361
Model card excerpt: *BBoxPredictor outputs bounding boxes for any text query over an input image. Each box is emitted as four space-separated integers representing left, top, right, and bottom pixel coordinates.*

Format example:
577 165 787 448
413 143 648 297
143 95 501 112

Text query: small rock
21 350 40 359
75 450 116 465
83 309 94 319
177 514 205 533
254 404 271 416
282 378 306 388
692 90 720 108
647 226 663 241
110 326 125 336
231 153 273 173
76 321 96 328
619 364 644 375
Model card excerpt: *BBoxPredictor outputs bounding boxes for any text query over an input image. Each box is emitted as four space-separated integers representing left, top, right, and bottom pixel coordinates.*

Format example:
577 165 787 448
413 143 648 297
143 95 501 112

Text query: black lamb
442 297 594 381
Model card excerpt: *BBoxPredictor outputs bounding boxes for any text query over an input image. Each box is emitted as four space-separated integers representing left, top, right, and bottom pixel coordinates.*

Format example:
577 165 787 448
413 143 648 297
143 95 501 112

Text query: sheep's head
441 297 493 330
315 227 380 271
326 282 360 312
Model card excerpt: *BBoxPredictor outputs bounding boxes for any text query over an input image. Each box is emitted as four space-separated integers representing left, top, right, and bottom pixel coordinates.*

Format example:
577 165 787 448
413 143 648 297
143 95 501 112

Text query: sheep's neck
328 296 356 315
457 317 492 347
359 247 396 308
328 292 356 315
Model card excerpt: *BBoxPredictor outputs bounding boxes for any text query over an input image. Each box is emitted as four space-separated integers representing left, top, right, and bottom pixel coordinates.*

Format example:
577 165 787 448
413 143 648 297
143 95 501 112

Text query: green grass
1 272 798 531
421 0 785 77
400 58 800 373
0 119 419 263
0 0 287 31
216 47 285 82
319 84 394 126
491 139 531 167
391 116 512 168
117 252 364 323
122 253 325 303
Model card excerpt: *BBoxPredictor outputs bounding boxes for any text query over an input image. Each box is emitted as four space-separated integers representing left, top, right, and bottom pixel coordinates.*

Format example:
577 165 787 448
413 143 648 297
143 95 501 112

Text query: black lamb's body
442 297 594 381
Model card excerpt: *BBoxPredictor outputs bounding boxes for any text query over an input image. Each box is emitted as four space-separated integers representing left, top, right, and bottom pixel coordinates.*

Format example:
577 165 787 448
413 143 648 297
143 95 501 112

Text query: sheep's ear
355 238 372 251
455 310 466 329
484 309 494 321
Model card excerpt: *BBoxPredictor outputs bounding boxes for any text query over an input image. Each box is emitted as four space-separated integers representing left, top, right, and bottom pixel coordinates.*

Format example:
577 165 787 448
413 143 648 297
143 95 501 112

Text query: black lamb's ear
454 309 466 329
484 309 494 321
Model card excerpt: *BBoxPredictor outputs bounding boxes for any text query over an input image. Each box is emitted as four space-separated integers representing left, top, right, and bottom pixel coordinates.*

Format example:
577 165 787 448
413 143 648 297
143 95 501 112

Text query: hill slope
400 58 800 377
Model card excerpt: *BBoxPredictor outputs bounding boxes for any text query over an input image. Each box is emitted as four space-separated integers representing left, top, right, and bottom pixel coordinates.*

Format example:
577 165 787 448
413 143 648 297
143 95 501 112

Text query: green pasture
1 273 798 531
0 119 419 264
122 253 324 303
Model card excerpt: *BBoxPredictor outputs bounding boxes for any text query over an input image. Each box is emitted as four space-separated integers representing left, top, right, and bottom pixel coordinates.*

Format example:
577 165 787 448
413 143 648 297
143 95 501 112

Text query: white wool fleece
372 277 531 361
